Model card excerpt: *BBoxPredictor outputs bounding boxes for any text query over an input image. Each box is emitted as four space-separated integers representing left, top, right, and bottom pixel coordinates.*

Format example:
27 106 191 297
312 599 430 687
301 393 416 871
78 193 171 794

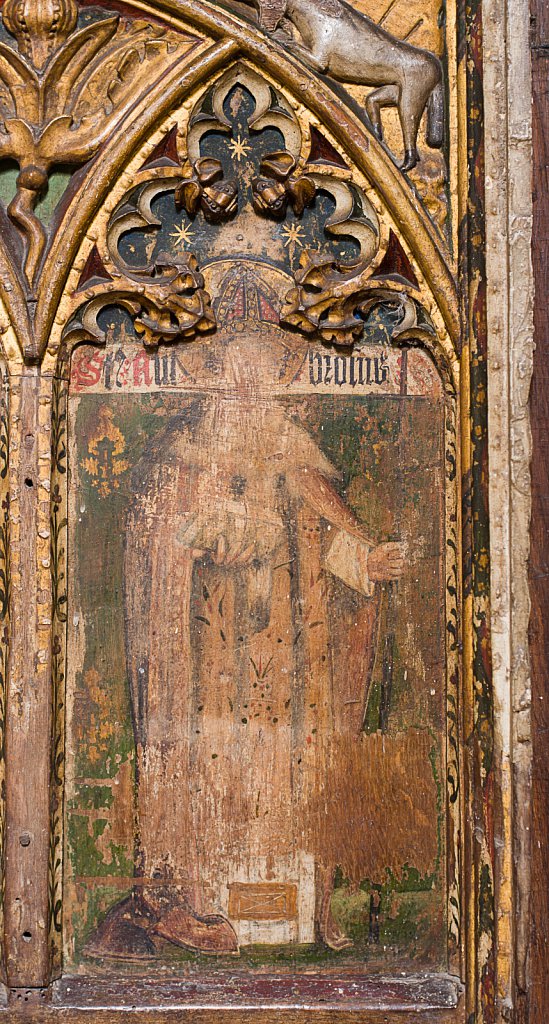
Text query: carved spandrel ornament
220 0 451 245
0 0 195 286
240 0 444 172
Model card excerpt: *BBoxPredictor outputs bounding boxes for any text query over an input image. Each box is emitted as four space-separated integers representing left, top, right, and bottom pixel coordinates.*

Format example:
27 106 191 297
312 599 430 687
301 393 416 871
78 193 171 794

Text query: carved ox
252 0 444 172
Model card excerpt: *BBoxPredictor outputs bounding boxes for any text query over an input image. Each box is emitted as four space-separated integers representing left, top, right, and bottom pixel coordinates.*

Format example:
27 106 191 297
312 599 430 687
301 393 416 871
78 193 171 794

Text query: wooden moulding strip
4 370 53 985
49 973 463 1011
528 0 549 1018
1 1012 463 1024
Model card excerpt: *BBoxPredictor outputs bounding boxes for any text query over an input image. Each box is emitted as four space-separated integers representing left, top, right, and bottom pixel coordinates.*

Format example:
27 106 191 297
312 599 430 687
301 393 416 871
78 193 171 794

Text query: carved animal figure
256 0 444 171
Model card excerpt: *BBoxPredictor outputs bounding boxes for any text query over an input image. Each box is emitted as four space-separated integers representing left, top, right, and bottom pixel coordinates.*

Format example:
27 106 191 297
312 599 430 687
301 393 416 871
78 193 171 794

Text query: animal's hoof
401 150 419 172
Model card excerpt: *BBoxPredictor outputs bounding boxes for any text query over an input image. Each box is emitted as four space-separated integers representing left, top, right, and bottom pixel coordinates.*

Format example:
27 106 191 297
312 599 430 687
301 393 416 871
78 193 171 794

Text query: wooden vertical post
4 368 52 986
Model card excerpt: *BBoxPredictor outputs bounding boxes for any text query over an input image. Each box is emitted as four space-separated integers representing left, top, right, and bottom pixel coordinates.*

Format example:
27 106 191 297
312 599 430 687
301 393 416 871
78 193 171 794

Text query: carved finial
252 151 316 219
175 158 238 224
3 0 78 69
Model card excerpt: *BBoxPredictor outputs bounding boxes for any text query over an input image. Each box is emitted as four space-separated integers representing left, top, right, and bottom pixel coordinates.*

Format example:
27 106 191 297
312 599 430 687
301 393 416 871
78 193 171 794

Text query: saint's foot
140 885 239 955
152 906 239 955
316 865 354 952
83 895 158 961
320 914 354 952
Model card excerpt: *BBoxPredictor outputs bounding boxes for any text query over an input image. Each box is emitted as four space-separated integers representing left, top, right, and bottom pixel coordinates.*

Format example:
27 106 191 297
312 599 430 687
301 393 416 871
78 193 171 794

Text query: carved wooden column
4 368 53 988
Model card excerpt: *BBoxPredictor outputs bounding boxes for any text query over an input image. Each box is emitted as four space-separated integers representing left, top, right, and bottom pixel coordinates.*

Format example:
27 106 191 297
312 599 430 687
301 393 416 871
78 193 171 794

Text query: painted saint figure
87 271 405 960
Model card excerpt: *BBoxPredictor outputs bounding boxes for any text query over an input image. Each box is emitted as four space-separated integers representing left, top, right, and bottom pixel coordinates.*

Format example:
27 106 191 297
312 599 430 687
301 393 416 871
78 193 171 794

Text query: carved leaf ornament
65 253 216 350
0 0 188 285
282 251 423 346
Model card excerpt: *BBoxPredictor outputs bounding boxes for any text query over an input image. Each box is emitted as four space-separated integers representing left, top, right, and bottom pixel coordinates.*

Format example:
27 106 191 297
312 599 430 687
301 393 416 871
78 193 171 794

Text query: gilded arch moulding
0 0 459 365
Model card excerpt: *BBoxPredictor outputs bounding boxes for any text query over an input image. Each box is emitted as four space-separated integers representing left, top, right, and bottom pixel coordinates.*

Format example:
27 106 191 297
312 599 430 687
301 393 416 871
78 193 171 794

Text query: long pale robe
124 393 380 939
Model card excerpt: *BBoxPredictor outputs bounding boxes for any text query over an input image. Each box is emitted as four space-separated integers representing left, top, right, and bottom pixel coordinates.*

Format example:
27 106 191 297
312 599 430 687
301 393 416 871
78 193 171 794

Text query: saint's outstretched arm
288 464 406 595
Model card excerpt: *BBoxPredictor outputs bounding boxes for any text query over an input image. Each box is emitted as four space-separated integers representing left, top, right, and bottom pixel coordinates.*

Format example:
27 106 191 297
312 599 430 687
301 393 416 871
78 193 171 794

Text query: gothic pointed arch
0 3 504 1023
0 0 459 363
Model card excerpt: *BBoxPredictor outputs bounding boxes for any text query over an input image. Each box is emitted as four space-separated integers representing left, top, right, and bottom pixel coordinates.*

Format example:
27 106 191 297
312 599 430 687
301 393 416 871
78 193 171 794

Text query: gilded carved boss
245 0 444 171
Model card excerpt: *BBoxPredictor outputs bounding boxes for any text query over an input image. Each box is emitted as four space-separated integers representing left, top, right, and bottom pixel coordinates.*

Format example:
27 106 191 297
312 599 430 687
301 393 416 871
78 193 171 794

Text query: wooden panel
58 59 455 990
0 0 501 1018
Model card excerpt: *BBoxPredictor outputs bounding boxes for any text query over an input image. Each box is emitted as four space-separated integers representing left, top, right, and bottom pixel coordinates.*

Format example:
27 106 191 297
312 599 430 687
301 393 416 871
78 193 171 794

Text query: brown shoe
152 906 239 955
83 896 158 961
140 885 239 955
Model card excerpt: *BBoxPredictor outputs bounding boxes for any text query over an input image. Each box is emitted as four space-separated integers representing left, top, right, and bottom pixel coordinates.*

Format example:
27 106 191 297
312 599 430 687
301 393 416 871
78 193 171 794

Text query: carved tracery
62 63 443 357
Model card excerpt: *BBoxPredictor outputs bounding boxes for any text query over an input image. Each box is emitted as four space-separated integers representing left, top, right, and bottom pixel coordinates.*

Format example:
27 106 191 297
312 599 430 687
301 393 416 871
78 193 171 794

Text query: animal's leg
285 37 329 74
365 85 399 143
398 74 431 172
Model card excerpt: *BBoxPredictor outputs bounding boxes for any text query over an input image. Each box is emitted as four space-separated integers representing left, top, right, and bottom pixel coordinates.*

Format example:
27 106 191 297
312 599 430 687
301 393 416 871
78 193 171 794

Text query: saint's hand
367 542 406 582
